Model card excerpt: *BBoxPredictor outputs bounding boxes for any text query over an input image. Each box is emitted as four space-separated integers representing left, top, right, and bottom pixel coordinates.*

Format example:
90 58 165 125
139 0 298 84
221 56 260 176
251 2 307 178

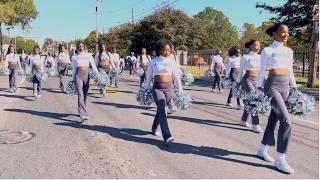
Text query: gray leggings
262 75 291 153
227 68 240 105
8 64 18 89
76 70 90 117
58 64 69 90
152 82 174 141
212 63 223 90
241 74 259 125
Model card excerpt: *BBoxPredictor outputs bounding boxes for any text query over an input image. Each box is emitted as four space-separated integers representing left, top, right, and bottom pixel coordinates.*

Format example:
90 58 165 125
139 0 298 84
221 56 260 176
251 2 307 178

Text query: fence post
303 55 305 77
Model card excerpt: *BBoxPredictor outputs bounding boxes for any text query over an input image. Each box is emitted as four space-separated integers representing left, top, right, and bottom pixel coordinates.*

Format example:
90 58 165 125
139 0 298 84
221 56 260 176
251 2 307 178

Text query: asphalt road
0 72 318 178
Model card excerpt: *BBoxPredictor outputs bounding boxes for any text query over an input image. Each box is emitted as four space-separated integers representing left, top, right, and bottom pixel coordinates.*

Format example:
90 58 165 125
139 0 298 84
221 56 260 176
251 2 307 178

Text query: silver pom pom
222 77 234 89
136 87 154 106
0 67 10 76
25 75 34 83
35 72 48 82
65 81 78 95
47 68 56 77
242 91 272 116
173 91 192 110
232 87 245 98
287 90 315 116
109 67 121 77
134 67 145 76
204 70 215 79
181 72 194 86
90 71 110 87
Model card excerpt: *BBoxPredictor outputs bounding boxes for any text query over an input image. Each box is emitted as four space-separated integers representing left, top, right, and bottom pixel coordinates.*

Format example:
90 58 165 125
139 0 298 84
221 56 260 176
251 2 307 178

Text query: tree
15 36 38 54
240 21 273 48
0 0 38 59
100 23 137 55
256 0 315 46
42 38 53 50
194 7 239 49
131 8 206 53
85 31 100 53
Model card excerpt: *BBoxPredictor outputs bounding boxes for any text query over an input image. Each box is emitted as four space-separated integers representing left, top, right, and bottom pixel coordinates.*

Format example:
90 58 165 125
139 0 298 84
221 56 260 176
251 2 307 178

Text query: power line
134 0 180 22
106 0 146 15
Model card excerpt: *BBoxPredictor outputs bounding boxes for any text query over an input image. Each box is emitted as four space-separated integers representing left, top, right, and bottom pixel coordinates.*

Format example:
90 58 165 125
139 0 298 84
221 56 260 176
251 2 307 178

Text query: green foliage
256 0 315 46
0 0 38 29
15 36 38 54
84 31 100 53
131 8 206 53
240 21 273 48
194 7 239 49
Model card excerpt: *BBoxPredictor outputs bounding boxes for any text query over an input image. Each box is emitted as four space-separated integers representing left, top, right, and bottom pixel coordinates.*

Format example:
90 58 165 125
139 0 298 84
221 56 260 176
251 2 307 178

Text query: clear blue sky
10 0 285 46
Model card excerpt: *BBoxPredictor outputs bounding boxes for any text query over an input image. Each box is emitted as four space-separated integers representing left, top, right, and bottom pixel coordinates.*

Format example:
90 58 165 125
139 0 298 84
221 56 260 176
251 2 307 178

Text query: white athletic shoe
227 103 233 107
219 89 224 93
275 158 294 174
33 92 38 98
212 89 218 93
165 137 174 144
168 107 177 114
257 149 274 162
37 94 42 98
240 121 251 128
252 125 263 133
9 88 14 93
152 130 161 137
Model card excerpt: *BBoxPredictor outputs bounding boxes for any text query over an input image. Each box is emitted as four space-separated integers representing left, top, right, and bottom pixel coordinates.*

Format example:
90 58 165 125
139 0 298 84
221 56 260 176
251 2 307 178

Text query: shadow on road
4 109 79 122
141 112 254 132
0 93 34 101
92 101 154 110
54 122 275 171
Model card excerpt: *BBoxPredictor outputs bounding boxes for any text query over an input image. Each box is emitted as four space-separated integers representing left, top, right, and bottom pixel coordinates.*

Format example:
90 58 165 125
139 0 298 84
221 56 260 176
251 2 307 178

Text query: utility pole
307 1 319 88
132 8 134 24
0 22 3 61
95 0 99 53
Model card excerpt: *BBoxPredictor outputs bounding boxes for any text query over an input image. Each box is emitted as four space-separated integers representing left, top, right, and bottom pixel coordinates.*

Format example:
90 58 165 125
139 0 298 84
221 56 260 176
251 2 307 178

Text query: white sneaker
152 130 161 137
9 88 14 93
227 103 233 107
168 107 177 114
219 89 224 93
252 125 263 133
165 137 174 144
212 89 218 93
240 121 251 128
257 149 274 162
33 92 38 98
275 158 294 174
37 94 42 98
80 116 89 122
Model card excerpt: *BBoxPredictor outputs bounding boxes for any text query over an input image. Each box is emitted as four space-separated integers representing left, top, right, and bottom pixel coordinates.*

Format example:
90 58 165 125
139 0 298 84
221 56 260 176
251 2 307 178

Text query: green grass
295 76 319 91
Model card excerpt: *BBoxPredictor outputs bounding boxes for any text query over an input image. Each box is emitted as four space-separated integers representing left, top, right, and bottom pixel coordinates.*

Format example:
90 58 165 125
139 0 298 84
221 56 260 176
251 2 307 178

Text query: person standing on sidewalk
4 45 22 93
256 23 297 174
144 39 183 145
235 40 263 133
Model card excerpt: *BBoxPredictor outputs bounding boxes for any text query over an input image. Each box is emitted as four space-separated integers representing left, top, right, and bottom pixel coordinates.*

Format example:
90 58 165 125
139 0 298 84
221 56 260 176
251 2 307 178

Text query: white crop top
236 51 261 83
71 52 98 80
138 55 151 66
94 51 114 67
5 53 21 69
257 41 296 87
145 55 182 92
227 56 241 73
45 56 56 68
56 52 71 64
30 55 44 72
209 55 225 70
